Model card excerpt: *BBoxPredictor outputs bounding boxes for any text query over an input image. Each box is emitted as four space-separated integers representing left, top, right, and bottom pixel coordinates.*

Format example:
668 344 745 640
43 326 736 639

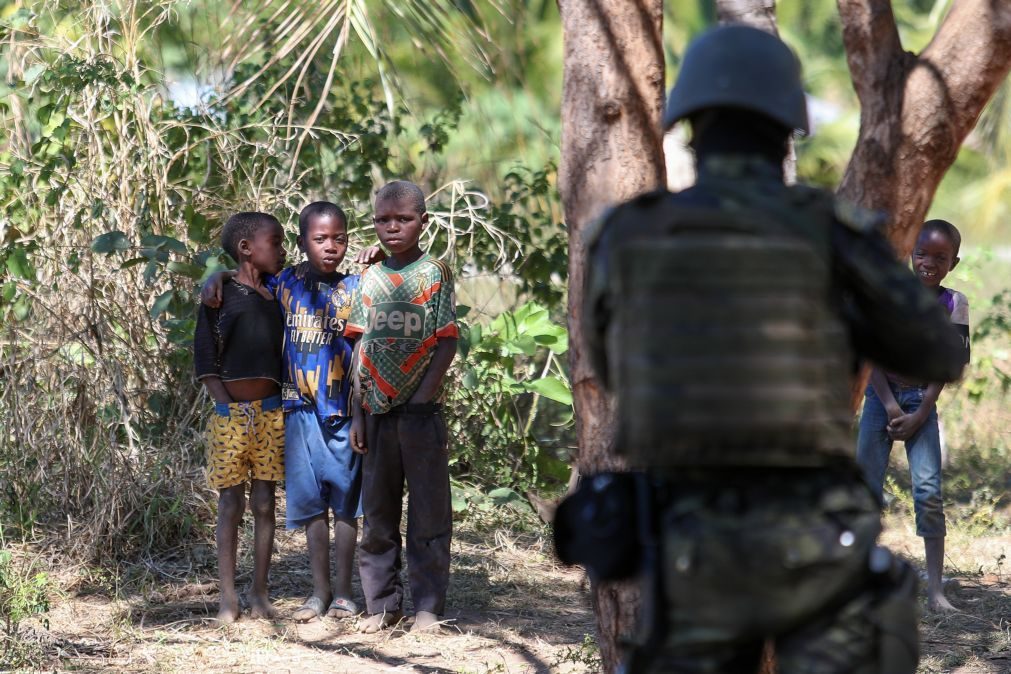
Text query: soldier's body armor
608 183 855 468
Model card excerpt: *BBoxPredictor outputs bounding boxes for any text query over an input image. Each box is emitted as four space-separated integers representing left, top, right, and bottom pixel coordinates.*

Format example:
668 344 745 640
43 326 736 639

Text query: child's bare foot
358 610 403 634
927 591 957 613
248 591 277 619
410 610 441 633
216 593 241 624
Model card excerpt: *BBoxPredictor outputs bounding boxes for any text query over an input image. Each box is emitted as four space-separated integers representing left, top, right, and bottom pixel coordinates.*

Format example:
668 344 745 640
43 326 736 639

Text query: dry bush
1 1 515 565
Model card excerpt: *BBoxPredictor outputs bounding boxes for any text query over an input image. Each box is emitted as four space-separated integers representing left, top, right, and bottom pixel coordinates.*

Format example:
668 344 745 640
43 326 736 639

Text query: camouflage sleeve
832 216 965 383
582 211 615 389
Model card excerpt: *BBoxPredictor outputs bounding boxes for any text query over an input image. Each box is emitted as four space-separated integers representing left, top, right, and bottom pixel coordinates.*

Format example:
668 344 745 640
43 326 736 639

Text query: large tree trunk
557 1 666 671
837 0 1011 257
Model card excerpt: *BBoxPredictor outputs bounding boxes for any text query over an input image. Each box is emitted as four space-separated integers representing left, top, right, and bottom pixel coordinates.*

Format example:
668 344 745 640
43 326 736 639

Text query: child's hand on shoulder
354 245 386 266
200 271 233 308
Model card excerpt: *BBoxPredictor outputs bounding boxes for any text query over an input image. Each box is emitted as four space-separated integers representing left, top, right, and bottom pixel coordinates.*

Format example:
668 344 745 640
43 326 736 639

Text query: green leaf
119 257 147 270
1 282 16 303
143 260 160 285
37 104 53 126
6 247 35 281
91 231 131 254
140 234 188 255
150 290 175 318
487 487 522 506
23 64 45 85
12 295 31 321
523 376 573 406
166 261 205 279
186 205 212 244
462 367 478 389
450 488 468 513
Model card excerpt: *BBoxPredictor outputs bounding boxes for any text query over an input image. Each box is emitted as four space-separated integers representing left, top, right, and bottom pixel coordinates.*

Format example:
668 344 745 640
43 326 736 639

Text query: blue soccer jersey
268 262 359 418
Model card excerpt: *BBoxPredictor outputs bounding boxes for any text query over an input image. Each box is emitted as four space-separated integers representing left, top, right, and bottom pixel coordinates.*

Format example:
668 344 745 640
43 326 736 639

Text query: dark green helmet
663 24 809 134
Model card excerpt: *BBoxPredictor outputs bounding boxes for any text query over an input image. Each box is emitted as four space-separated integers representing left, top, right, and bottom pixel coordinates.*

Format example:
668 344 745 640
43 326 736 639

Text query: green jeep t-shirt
345 254 458 414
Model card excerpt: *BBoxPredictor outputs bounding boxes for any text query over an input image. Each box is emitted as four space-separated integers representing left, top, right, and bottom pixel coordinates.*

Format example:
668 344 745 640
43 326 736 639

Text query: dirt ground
879 518 1011 674
19 508 597 674
15 504 1011 673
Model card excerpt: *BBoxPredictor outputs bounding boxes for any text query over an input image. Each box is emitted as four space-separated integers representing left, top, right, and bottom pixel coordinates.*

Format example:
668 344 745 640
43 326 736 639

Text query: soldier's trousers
644 469 918 674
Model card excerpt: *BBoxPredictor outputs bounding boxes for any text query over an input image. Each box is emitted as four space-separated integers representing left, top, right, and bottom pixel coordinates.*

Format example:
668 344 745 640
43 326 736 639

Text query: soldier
561 24 966 674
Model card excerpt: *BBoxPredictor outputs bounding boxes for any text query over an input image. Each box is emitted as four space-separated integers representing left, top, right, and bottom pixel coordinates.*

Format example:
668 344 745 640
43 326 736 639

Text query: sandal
327 596 359 618
292 595 328 623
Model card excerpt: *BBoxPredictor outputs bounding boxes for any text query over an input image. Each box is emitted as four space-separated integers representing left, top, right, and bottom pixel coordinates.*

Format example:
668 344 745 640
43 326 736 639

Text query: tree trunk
557 1 666 671
837 0 1011 258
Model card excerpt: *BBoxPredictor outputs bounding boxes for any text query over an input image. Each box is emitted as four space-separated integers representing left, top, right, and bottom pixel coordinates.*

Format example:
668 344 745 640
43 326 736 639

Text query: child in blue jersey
203 202 382 621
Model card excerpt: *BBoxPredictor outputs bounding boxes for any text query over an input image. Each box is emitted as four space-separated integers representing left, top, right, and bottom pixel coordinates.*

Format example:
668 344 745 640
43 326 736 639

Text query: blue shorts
284 407 363 528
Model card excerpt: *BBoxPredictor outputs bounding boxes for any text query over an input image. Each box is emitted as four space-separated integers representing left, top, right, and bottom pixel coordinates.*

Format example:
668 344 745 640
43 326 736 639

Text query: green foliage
447 302 573 496
487 164 567 307
0 534 51 669
552 633 603 671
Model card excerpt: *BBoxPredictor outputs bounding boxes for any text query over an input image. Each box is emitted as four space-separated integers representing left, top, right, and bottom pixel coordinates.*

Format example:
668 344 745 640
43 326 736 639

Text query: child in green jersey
347 181 458 633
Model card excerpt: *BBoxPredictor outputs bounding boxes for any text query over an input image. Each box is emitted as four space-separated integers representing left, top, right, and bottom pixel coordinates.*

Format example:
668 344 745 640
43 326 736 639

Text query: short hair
375 180 426 215
221 212 280 262
298 201 347 239
920 219 962 256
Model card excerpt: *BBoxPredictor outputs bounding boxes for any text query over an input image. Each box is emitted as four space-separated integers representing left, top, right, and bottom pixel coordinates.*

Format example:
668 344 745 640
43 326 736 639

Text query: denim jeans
856 385 944 538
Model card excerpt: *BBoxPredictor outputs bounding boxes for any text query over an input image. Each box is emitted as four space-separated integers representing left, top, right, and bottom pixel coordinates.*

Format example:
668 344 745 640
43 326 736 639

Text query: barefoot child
856 219 971 612
194 212 287 622
203 202 383 622
348 181 458 634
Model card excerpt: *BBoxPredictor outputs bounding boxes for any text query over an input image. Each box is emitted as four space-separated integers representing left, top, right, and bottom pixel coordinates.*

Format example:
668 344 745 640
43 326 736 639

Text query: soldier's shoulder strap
583 189 671 251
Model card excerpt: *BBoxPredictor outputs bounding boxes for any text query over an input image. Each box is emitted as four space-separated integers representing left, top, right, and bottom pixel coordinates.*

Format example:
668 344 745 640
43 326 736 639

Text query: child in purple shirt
857 219 970 613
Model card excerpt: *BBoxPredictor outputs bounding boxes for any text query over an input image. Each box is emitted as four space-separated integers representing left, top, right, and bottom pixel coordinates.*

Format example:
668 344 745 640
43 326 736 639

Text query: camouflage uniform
579 25 965 674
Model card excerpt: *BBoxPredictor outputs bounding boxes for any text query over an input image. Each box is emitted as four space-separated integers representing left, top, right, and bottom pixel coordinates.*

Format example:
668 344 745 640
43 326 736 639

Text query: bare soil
20 508 597 674
16 504 1011 673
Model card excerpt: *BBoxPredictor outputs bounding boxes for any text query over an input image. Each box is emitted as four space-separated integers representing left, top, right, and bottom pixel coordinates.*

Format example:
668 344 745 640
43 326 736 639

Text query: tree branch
716 0 778 35
836 0 905 105
917 0 1011 142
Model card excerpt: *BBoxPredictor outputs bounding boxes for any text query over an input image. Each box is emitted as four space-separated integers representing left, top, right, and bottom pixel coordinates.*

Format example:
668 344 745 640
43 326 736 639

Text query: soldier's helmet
663 24 809 134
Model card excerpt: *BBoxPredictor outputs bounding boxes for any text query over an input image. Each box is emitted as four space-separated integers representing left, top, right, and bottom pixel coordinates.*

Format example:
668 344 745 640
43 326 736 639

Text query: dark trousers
358 405 452 615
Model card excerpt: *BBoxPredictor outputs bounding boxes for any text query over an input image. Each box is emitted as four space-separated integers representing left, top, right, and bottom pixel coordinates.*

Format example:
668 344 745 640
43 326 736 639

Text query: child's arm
200 270 238 308
349 340 368 455
194 303 232 403
888 382 943 441
201 376 233 404
868 368 902 422
408 337 457 405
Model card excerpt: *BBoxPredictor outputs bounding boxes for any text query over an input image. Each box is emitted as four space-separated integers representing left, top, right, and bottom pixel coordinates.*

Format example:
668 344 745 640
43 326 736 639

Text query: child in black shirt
194 212 286 622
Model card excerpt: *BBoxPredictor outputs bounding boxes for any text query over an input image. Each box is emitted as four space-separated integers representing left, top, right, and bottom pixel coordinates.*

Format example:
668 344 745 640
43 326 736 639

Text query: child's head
222 212 285 275
913 219 961 288
373 181 428 257
298 201 348 275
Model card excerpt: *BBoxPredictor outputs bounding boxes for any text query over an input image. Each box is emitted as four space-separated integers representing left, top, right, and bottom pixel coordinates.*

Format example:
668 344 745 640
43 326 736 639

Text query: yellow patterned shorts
206 395 285 490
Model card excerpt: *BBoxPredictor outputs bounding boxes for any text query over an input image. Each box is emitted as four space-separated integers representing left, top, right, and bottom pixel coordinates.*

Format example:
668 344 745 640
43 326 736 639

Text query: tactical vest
607 184 855 468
